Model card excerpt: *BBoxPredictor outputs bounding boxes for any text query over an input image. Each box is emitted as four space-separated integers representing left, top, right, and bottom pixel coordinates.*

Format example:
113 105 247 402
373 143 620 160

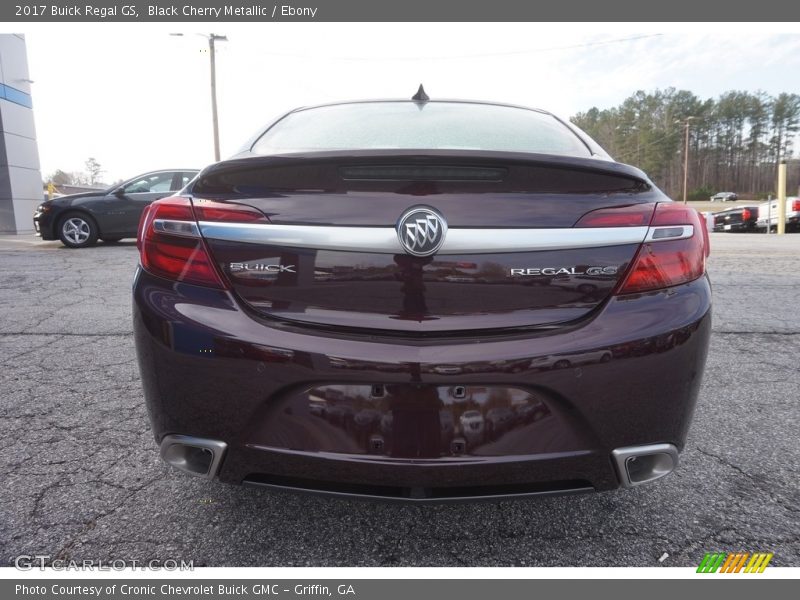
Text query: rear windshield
251 101 591 157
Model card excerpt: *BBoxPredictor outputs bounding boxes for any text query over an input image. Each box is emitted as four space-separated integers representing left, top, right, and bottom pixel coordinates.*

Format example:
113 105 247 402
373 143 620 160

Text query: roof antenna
412 84 430 103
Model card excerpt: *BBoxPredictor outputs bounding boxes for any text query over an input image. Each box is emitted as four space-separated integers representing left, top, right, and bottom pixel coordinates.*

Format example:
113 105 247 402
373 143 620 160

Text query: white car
529 349 612 370
459 410 485 444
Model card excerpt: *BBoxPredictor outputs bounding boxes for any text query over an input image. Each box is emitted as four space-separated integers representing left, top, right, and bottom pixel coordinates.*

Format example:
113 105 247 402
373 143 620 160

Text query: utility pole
207 33 226 162
170 33 227 162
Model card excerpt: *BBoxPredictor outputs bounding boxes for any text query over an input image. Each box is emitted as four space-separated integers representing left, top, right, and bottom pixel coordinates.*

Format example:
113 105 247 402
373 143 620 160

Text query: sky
12 22 800 183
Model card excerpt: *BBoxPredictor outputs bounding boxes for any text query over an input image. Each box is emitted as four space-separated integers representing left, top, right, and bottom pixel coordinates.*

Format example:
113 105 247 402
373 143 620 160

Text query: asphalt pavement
0 232 798 567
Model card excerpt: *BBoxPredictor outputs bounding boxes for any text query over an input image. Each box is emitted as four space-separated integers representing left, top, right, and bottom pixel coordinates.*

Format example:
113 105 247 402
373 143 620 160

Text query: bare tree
85 157 104 185
47 169 87 186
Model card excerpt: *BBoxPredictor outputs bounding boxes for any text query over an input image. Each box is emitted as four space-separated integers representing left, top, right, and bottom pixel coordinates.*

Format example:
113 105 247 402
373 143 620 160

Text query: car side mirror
114 187 126 197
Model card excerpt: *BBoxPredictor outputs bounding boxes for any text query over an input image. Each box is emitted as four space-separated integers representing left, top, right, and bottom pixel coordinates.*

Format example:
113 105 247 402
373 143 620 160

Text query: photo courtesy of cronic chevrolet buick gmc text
133 89 712 502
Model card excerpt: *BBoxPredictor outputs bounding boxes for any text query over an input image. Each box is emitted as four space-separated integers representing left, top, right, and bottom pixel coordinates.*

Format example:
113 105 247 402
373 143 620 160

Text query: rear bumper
133 268 712 500
756 216 800 231
713 221 754 232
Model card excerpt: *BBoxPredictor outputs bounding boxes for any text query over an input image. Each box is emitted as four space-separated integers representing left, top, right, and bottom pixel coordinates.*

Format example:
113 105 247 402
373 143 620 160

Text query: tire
58 212 99 248
101 237 123 243
554 359 571 369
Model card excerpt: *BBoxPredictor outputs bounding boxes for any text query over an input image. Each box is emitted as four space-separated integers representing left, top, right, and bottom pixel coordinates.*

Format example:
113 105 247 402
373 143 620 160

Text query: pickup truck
755 197 800 232
712 205 760 232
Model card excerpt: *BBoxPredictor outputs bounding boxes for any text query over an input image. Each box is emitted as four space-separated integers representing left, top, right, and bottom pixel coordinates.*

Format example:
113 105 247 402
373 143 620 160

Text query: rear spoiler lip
195 148 653 189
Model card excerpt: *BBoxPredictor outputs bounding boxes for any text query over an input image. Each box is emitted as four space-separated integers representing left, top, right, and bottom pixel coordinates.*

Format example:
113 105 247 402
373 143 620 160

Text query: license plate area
244 384 592 459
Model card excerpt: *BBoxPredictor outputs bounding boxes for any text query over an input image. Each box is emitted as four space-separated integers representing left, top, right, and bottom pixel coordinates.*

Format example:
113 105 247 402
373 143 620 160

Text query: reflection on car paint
296 385 554 457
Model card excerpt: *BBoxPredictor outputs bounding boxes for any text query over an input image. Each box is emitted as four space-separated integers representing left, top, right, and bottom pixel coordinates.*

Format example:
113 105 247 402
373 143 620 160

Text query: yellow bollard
777 161 787 235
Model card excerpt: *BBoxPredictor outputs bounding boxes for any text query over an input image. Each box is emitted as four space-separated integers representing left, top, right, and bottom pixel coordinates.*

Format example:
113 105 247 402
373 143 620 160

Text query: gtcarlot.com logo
14 555 193 571
697 552 773 573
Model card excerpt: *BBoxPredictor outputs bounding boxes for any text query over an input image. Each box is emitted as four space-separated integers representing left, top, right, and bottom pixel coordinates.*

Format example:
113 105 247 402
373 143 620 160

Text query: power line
260 33 663 62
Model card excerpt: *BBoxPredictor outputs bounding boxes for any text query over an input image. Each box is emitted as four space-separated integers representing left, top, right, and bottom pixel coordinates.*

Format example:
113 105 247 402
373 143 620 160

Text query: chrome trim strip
645 225 694 242
200 221 402 253
198 221 650 254
442 227 648 253
153 219 200 238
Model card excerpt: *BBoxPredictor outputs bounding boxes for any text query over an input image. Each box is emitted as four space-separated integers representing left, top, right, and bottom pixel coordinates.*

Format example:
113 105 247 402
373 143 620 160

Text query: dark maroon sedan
133 92 711 501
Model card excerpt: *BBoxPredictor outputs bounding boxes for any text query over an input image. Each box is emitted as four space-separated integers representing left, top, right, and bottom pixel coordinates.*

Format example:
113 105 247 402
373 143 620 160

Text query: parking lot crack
695 447 799 514
51 474 165 561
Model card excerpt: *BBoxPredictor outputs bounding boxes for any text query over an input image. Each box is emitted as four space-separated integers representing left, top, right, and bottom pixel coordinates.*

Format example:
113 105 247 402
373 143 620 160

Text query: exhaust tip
612 443 679 488
159 435 227 479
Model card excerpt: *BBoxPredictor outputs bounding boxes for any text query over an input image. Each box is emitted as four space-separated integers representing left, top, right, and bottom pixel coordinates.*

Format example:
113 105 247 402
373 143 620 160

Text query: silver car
710 192 738 202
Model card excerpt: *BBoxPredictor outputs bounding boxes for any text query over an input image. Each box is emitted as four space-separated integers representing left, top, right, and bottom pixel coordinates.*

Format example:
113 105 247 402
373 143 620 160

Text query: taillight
137 196 227 289
742 208 751 221
792 199 800 212
616 203 709 295
575 204 656 227
192 198 269 223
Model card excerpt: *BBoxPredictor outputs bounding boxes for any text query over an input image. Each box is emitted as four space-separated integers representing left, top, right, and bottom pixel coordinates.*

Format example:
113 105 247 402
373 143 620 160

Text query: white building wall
0 34 43 234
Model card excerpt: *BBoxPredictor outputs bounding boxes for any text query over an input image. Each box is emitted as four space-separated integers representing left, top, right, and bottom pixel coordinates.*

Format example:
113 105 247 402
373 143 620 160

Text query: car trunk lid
191 151 662 334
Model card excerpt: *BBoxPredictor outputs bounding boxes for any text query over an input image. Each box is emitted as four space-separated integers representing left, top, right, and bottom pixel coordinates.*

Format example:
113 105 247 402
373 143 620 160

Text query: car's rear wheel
58 212 98 248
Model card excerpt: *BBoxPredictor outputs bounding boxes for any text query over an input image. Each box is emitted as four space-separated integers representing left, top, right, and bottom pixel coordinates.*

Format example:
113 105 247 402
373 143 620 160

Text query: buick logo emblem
396 206 447 257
